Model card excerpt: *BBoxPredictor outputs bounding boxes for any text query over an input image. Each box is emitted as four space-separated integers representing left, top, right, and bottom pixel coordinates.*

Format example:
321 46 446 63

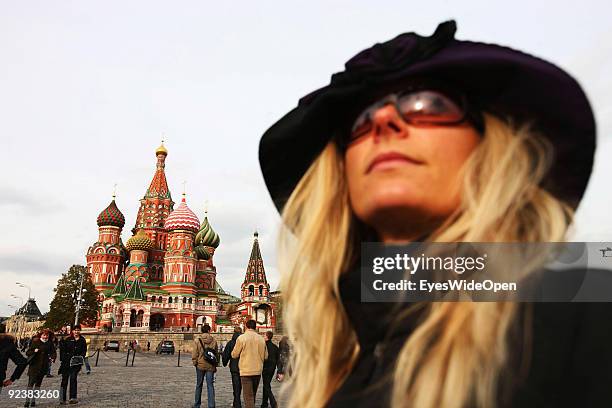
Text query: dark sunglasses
338 87 483 149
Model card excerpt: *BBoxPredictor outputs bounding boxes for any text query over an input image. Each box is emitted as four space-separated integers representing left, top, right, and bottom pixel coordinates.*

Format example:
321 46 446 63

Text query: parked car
159 340 175 355
104 340 120 352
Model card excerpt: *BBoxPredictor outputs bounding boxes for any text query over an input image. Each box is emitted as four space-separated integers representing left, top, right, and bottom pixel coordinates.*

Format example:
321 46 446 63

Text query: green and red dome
97 199 126 228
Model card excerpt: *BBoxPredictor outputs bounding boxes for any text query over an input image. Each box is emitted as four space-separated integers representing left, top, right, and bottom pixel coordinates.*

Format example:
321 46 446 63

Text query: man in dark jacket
0 323 28 394
261 331 280 408
59 325 87 404
222 326 243 408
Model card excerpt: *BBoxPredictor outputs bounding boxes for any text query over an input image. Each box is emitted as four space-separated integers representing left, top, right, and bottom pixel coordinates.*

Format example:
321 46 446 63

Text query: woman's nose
370 103 408 141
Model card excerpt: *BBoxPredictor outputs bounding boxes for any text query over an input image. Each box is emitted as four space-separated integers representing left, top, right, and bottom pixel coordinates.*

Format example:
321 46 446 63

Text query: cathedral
86 143 277 332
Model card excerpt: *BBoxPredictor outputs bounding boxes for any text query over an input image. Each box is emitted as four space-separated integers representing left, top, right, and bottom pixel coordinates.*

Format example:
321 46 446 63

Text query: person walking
192 324 217 408
24 329 56 407
261 332 279 408
147 341 151 352
276 336 290 382
222 326 243 408
231 320 268 408
58 325 87 405
45 332 57 378
83 337 91 375
0 323 28 394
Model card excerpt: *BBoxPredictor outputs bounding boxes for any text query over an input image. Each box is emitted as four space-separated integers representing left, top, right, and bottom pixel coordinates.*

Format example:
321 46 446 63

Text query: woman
259 21 612 407
58 325 87 405
24 329 56 407
276 336 291 381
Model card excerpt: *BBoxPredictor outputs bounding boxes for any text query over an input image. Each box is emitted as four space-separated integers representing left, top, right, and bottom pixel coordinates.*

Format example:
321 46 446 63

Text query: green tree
44 265 100 330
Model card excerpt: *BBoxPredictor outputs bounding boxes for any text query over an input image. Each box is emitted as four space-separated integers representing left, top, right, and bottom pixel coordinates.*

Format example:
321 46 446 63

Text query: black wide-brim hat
259 20 596 212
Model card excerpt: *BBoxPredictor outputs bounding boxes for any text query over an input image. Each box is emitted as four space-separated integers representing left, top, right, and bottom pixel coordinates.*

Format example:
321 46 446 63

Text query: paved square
1 350 286 407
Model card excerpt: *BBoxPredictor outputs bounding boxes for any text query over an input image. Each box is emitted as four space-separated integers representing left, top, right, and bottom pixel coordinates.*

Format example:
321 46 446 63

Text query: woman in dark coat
259 20 612 408
276 336 290 381
24 329 56 407
58 325 87 405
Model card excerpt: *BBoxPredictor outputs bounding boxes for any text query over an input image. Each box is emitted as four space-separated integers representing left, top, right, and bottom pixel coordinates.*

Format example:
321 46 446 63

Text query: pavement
1 350 287 407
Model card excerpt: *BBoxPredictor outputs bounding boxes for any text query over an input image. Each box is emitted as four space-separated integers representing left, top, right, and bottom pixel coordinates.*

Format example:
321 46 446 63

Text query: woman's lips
367 151 424 173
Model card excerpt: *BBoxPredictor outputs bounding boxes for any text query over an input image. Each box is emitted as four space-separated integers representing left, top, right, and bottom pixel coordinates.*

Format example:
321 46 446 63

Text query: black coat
58 336 87 375
26 338 56 378
222 333 241 373
0 334 28 383
327 268 612 408
263 340 280 374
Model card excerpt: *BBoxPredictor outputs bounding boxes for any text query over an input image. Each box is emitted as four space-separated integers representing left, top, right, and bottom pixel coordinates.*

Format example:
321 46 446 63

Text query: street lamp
16 282 31 299
74 269 87 326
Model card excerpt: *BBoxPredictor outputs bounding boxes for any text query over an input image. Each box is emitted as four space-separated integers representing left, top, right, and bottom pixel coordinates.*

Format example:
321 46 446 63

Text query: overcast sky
1 1 611 316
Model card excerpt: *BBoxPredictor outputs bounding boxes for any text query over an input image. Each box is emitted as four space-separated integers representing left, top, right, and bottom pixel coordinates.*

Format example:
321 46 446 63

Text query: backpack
199 338 218 366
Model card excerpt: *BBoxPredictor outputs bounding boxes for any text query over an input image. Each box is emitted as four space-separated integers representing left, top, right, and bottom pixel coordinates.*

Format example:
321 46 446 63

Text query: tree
44 265 100 330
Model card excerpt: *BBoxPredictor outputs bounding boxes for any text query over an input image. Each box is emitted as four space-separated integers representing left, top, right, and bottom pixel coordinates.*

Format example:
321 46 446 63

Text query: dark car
104 340 120 352
159 340 175 355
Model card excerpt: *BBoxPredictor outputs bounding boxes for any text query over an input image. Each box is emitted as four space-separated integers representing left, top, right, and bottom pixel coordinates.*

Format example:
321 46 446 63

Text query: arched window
182 297 186 303
259 285 264 297
174 297 178 303
249 285 254 296
169 297 173 304
188 298 192 304
150 296 156 303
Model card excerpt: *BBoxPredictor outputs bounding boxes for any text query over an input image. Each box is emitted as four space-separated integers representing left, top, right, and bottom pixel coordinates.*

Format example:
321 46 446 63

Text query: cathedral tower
87 196 127 291
162 194 200 294
133 142 174 280
241 231 270 301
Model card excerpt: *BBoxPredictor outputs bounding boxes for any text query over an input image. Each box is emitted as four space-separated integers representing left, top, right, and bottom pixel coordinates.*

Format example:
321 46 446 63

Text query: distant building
5 298 44 339
227 232 278 332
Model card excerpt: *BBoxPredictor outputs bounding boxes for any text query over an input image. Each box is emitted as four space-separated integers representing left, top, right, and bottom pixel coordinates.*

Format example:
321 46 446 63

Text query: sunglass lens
397 90 465 124
350 110 373 140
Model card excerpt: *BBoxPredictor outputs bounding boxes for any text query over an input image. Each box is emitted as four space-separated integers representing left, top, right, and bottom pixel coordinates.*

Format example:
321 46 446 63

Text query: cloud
0 186 65 215
0 252 74 277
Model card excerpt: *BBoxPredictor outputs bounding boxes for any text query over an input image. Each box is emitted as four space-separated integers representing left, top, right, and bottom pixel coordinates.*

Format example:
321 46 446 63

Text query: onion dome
194 245 211 260
97 199 125 228
195 215 220 249
125 230 154 252
156 141 168 156
164 196 200 232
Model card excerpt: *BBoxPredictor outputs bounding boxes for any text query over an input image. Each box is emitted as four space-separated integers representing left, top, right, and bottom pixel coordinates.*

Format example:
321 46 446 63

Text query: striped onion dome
195 215 220 249
164 196 200 232
97 199 125 228
125 230 154 252
194 245 211 260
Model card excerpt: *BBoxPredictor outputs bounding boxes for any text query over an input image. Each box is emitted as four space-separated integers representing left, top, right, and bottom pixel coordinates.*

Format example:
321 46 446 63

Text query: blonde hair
278 114 573 408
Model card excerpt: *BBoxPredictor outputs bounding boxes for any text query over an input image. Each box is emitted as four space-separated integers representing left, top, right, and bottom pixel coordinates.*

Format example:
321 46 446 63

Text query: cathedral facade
87 144 224 332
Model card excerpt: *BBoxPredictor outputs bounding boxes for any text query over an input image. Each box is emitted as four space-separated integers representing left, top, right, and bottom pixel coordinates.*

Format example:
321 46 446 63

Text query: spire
145 143 171 199
244 231 267 284
125 278 145 300
111 273 128 296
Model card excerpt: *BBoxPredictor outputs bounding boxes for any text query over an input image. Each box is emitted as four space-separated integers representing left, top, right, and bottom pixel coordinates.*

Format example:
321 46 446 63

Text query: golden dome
156 142 168 156
125 230 154 252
